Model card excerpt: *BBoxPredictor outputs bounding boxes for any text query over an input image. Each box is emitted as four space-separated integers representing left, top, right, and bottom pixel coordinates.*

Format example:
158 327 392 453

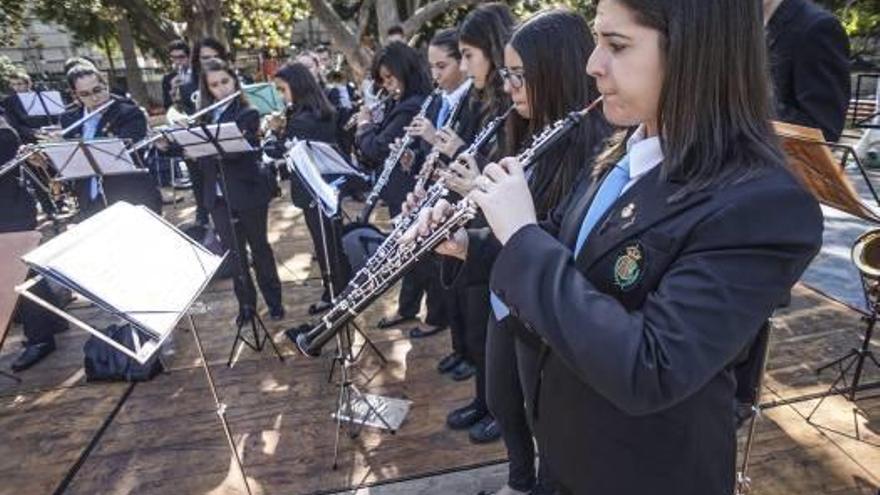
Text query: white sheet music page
169 123 253 158
17 91 65 116
289 141 339 215
22 202 223 339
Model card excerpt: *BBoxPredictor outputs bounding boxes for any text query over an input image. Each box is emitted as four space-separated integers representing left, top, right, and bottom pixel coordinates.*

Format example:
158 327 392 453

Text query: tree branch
401 0 481 35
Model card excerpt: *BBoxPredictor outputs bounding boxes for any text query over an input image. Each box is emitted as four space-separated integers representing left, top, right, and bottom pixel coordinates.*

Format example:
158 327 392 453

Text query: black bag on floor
83 323 163 382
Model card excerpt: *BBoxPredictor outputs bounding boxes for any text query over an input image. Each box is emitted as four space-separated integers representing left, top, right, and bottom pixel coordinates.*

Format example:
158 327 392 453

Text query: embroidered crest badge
613 243 644 291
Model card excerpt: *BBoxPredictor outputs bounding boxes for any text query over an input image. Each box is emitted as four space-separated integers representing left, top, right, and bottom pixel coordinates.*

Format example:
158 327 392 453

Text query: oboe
294 97 604 357
356 88 443 224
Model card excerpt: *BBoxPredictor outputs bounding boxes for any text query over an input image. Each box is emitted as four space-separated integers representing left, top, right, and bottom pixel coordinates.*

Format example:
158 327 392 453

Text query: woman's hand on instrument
401 185 426 216
356 106 372 127
399 198 468 260
439 153 480 196
470 157 537 244
405 116 438 145
435 128 465 158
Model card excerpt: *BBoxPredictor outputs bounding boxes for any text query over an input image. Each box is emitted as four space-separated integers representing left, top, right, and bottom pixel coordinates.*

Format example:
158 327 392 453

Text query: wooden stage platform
0 191 878 495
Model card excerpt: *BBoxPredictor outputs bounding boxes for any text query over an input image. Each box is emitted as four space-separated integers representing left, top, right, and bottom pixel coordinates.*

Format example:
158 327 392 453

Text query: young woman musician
429 0 824 493
433 1 516 445
58 65 161 219
267 62 351 314
436 10 611 495
196 59 285 323
354 41 432 218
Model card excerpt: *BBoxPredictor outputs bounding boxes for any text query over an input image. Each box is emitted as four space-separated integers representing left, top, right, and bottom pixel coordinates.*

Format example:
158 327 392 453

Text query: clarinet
354 103 514 282
356 88 443 224
294 97 604 357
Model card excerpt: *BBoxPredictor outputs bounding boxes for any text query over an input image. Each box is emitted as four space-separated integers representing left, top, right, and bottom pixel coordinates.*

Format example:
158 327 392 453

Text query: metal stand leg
227 311 284 367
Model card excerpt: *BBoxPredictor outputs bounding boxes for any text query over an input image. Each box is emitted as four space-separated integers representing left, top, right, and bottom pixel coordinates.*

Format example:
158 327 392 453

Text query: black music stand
284 140 394 470
169 122 284 366
19 90 65 126
851 73 879 130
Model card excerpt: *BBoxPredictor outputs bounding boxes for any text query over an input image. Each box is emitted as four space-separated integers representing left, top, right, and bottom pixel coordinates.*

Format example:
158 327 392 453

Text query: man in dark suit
765 0 851 142
59 65 161 219
161 40 193 113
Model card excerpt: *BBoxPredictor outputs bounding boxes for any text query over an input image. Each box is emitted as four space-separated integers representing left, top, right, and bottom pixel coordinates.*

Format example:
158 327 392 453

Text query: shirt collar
625 124 663 181
444 79 471 106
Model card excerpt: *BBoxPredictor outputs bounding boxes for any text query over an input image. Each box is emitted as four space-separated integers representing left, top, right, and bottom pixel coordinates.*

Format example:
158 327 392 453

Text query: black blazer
355 93 426 216
197 99 271 212
479 163 822 494
59 96 161 216
0 115 37 233
766 0 850 142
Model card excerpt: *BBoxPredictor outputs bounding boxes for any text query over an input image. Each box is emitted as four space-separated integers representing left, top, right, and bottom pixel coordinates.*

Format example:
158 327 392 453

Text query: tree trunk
307 0 373 81
375 0 401 44
182 0 227 46
400 0 482 37
117 13 151 107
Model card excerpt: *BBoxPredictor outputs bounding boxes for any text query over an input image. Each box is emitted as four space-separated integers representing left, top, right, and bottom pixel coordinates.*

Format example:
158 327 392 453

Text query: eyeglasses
170 54 189 61
75 85 107 99
499 67 525 89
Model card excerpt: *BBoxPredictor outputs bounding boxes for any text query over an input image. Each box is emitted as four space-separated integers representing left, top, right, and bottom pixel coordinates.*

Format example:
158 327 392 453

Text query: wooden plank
0 382 129 495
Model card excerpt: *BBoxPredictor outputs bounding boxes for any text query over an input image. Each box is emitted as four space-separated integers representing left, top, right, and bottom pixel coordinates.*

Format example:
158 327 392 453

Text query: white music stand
18 91 65 117
15 201 224 364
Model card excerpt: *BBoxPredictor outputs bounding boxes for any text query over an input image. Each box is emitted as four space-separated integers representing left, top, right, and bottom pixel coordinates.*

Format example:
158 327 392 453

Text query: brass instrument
1 98 117 188
853 229 880 293
294 97 604 357
344 89 392 131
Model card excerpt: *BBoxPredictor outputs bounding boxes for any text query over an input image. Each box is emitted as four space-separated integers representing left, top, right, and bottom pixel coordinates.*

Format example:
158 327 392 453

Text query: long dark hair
596 0 784 196
274 62 335 120
506 9 610 215
459 2 515 121
197 58 248 112
191 37 229 84
370 42 432 100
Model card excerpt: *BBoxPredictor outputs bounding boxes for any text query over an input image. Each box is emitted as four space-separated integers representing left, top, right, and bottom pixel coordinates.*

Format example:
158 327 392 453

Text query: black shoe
437 352 463 373
408 325 445 339
447 402 487 430
269 305 285 321
11 342 55 372
376 314 417 329
450 360 476 381
235 307 255 327
308 300 333 315
469 415 501 444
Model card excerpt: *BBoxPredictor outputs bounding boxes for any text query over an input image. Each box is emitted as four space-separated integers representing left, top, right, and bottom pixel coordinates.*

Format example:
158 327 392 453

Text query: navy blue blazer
766 0 850 142
484 161 823 494
0 115 37 232
196 99 271 212
59 96 161 216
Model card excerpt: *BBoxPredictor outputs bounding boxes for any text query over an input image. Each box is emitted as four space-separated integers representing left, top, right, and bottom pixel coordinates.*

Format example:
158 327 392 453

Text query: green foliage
225 0 310 54
0 0 27 46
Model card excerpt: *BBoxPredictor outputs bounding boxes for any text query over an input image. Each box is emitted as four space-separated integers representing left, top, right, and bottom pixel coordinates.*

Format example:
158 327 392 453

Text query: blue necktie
81 114 101 201
490 155 631 321
436 98 451 128
574 155 631 255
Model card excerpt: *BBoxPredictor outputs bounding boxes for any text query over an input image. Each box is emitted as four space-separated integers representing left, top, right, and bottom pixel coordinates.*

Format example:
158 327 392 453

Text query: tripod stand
189 123 284 367
293 156 393 469
808 270 880 421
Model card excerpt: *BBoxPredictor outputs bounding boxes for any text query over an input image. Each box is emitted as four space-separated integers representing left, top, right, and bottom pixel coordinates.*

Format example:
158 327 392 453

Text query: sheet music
90 139 139 175
289 142 339 216
17 91 65 116
295 140 367 178
41 142 98 179
22 202 223 340
168 123 253 159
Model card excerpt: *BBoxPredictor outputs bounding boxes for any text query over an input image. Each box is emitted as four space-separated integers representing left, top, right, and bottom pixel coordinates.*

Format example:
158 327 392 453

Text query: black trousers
487 317 557 493
188 160 209 224
19 275 68 345
447 283 489 410
303 203 351 301
397 257 447 326
211 200 282 312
